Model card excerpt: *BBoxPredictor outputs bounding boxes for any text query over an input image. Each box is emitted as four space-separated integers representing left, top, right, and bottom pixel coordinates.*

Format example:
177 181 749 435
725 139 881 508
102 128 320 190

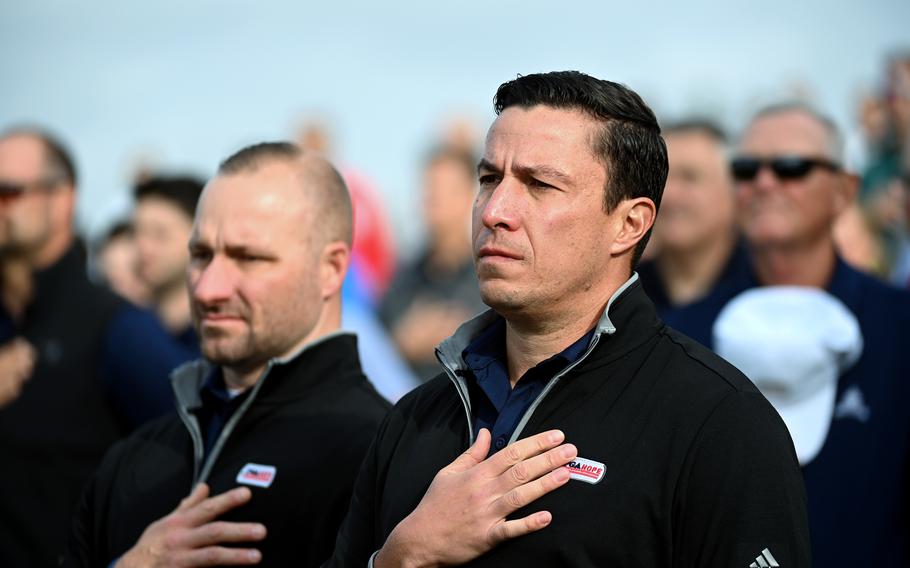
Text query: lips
477 245 523 260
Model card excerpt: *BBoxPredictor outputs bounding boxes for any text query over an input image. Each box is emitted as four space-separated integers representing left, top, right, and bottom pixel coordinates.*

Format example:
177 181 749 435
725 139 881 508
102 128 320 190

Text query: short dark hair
1 126 78 186
493 71 668 267
104 219 134 242
134 175 205 219
218 141 302 176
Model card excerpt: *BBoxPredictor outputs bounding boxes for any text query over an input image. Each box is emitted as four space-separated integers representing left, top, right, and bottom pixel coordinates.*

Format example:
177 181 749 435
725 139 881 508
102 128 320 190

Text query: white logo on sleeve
749 547 780 567
236 463 277 488
834 385 870 423
564 457 606 484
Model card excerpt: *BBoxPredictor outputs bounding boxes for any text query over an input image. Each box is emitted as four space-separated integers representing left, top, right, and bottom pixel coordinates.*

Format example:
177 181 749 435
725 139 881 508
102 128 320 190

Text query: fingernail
553 467 570 482
249 549 261 561
548 430 564 444
538 511 553 526
252 524 266 537
560 444 576 459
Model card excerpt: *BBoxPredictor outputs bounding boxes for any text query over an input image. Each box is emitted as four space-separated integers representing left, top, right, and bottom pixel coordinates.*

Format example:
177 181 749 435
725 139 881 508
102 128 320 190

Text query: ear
608 197 657 257
832 171 859 215
319 241 351 299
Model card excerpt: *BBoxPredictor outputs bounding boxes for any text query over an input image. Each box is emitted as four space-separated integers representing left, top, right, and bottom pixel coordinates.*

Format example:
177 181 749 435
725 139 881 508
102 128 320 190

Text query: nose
189 255 234 306
750 162 781 194
477 177 521 232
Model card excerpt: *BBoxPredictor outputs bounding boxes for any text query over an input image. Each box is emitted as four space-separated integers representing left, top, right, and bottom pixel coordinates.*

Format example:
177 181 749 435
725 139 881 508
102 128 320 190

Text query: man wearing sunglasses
0 128 199 566
729 104 910 567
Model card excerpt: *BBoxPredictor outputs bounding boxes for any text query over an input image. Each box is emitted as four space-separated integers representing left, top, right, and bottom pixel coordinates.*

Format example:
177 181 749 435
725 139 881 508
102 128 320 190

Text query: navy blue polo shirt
462 318 594 455
196 369 252 458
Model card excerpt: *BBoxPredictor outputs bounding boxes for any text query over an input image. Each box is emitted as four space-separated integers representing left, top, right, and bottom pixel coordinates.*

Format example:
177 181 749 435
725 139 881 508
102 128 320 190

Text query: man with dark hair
637 119 751 346
0 127 137 566
66 142 389 568
133 176 204 336
329 71 808 566
95 176 207 426
94 220 150 306
380 146 486 381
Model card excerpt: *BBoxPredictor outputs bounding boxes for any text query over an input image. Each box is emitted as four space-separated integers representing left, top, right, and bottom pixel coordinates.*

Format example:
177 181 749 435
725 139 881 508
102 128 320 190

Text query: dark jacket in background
0 245 126 567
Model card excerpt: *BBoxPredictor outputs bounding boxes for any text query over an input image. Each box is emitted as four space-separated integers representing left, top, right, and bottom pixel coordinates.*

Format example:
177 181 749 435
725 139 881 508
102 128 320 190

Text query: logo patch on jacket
236 463 277 488
565 457 605 484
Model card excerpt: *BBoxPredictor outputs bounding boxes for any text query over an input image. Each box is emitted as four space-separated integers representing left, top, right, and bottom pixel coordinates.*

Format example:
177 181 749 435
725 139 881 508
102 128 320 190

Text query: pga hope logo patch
565 457 606 484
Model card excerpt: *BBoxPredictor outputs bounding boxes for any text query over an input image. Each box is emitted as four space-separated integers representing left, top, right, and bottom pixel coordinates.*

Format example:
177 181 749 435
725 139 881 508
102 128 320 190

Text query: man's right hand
115 483 266 567
0 338 36 408
374 428 577 568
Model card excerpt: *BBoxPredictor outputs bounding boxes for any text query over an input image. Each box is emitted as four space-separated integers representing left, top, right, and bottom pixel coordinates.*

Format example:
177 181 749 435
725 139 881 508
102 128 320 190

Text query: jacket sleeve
324 407 399 568
63 438 130 568
672 391 811 567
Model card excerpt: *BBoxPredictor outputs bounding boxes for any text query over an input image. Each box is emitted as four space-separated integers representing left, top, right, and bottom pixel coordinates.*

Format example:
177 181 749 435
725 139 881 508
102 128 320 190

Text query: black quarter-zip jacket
65 333 390 568
328 277 810 567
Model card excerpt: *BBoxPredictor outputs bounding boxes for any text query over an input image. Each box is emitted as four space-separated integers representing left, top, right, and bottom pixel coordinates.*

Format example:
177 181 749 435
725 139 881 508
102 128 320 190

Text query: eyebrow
477 158 573 185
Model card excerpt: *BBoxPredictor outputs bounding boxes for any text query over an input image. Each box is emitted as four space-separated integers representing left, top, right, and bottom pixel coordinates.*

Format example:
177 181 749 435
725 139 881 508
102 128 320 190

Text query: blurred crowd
1 51 909 566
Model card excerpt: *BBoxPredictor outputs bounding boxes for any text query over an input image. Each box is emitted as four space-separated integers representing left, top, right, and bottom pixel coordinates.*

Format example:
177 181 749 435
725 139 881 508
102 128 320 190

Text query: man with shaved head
66 142 389 567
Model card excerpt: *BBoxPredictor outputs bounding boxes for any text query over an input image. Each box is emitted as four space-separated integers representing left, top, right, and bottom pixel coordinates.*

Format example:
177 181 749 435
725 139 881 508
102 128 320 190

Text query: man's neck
750 238 837 287
502 277 626 387
222 365 265 392
154 282 191 334
657 230 736 306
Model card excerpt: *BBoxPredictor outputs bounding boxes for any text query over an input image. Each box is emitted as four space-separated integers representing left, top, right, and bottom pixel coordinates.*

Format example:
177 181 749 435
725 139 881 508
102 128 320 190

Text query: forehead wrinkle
512 162 574 185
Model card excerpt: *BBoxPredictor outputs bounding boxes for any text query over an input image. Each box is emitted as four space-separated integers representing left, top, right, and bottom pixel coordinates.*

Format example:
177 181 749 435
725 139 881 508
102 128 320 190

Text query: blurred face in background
654 130 734 253
134 196 193 295
422 156 476 246
96 230 150 305
0 135 71 260
736 111 849 250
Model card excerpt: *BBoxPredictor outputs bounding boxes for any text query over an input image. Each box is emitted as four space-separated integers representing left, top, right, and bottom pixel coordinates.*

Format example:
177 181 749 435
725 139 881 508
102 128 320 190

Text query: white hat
713 287 863 465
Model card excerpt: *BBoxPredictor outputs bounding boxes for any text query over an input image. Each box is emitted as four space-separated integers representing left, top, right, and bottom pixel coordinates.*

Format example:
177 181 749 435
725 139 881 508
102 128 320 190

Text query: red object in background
342 168 397 301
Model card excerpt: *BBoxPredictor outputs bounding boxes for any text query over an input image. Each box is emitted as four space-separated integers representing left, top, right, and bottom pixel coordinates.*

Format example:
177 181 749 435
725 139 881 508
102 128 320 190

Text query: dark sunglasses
730 155 841 182
0 179 61 202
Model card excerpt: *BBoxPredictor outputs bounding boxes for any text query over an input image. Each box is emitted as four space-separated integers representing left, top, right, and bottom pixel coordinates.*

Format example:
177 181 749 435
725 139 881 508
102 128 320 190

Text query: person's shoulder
392 373 460 412
840 266 910 334
334 371 395 419
374 373 462 435
654 329 795 460
96 413 184 475
655 325 761 398
854 268 910 307
129 411 186 443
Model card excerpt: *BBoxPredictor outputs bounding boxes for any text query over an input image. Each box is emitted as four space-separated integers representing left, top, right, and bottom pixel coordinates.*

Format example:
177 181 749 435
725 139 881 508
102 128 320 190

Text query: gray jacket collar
435 272 640 375
169 330 353 412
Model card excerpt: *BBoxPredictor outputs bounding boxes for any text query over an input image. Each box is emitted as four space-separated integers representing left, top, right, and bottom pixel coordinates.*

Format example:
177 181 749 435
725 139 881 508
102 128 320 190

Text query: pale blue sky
2 0 908 251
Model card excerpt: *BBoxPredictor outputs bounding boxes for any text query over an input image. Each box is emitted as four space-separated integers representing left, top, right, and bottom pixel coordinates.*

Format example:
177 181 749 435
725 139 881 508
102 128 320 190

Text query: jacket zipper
176 361 276 488
442 331 604 449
